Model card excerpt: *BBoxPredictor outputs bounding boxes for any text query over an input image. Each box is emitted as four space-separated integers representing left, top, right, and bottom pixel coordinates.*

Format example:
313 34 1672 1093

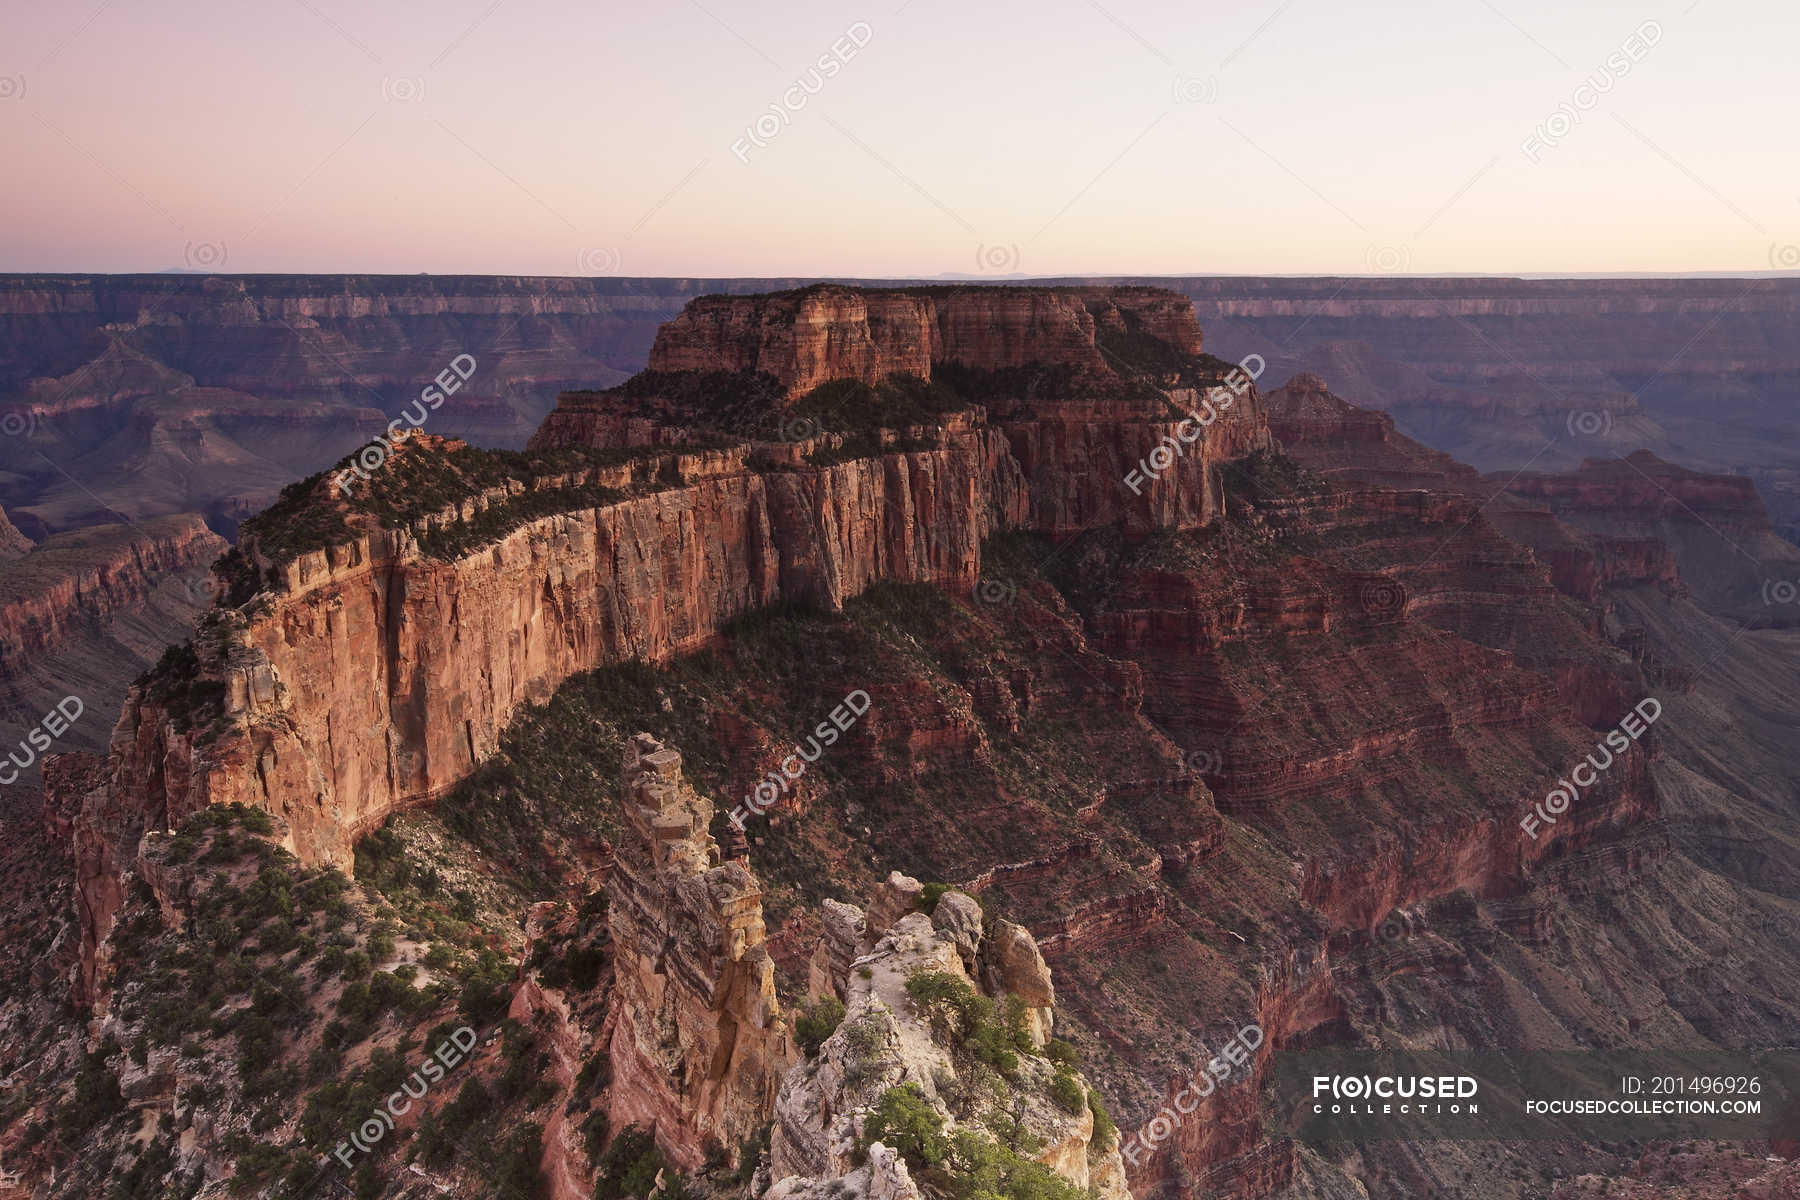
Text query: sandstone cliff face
0 515 223 682
605 733 791 1170
83 286 1254 893
127 426 1020 867
643 285 1203 397
67 423 1028 995
1490 450 1800 623
59 750 135 1008
999 384 1270 540
1263 372 1479 492
540 285 1270 541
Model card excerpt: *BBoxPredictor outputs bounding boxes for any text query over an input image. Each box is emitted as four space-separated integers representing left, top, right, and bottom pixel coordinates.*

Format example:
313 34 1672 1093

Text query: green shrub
734 1122 771 1186
581 1110 610 1161
594 1126 664 1200
905 970 1025 1076
839 1012 887 1087
1044 1039 1080 1068
794 995 847 1058
338 980 376 1024
944 1128 1085 1200
458 948 515 1026
1047 1069 1084 1114
201 829 240 863
415 1078 492 1168
566 944 605 990
227 1137 290 1191
1087 1088 1116 1152
235 1013 281 1078
575 1050 611 1101
493 1122 548 1199
917 883 952 915
61 1042 125 1133
905 970 984 1036
861 1083 947 1172
317 944 349 978
368 970 412 1012
238 805 276 835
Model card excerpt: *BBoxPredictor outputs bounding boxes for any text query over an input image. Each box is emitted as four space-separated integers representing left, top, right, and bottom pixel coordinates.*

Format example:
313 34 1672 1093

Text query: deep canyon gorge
0 281 1796 1200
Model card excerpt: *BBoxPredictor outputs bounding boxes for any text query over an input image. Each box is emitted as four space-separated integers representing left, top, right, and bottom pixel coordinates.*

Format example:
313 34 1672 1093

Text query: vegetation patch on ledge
560 370 790 437
229 437 728 582
788 375 969 434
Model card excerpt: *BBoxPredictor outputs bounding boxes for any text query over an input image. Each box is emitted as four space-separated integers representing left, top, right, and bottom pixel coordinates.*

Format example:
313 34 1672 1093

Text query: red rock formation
604 733 791 1169
55 751 127 1007
1500 451 1771 522
540 286 1270 540
0 515 223 682
1485 450 1791 622
72 287 1256 917
639 285 1203 397
76 285 1271 1001
1485 507 1682 603
86 425 1025 880
20 275 1800 1200
1264 372 1479 491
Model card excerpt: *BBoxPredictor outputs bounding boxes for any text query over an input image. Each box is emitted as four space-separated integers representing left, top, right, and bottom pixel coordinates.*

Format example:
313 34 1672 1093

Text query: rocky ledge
600 732 1126 1200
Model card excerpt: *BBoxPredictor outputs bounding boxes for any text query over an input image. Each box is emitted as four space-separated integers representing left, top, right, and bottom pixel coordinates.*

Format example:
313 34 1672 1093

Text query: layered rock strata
97 423 1023 874
65 285 1265 1001
604 733 790 1170
640 285 1204 396
0 516 223 682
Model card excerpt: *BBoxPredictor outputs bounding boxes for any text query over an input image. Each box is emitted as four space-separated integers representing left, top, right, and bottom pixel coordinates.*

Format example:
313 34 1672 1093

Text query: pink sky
4 0 1796 276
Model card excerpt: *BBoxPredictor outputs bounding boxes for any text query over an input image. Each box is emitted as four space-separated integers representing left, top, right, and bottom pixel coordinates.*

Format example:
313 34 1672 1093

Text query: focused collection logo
1311 1074 1480 1115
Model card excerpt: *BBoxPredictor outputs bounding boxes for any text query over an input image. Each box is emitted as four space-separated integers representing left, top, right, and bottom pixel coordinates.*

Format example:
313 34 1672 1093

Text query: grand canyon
0 273 1795 1200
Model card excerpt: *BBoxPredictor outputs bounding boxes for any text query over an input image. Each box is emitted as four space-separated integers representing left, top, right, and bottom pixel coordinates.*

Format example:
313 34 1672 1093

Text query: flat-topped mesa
535 284 1271 537
1498 450 1773 520
1490 449 1800 620
642 284 1204 397
532 285 1232 452
58 287 1270 1010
